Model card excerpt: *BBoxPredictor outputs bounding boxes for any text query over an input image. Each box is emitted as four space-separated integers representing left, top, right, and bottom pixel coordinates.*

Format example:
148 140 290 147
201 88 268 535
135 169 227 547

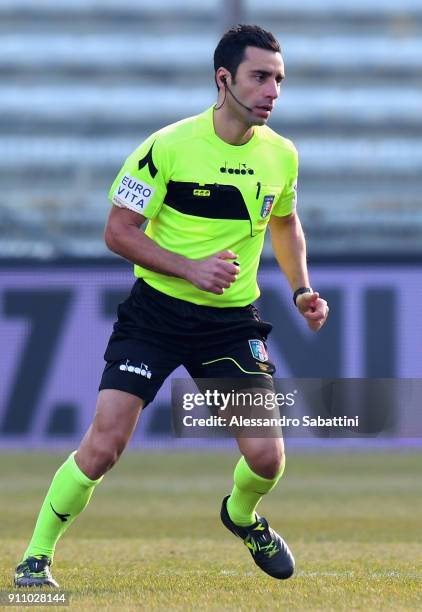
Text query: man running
14 24 329 587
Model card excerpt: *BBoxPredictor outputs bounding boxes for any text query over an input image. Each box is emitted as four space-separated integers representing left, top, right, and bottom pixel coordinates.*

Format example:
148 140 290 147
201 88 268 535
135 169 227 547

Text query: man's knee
76 389 144 480
76 430 128 480
92 434 126 472
245 442 285 479
259 448 284 479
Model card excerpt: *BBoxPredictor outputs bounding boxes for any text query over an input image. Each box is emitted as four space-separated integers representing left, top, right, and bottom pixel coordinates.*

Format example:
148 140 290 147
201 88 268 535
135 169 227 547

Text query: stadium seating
0 0 421 257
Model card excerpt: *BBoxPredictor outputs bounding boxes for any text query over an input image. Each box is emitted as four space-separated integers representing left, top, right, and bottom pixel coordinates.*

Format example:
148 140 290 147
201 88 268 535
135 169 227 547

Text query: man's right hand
185 250 240 295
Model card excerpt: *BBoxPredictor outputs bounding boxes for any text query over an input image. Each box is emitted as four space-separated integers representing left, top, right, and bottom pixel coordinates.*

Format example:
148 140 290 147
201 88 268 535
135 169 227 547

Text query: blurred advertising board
0 262 421 447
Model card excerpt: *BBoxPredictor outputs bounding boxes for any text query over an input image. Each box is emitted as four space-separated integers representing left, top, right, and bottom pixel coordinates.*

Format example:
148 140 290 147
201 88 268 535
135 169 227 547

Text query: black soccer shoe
14 555 59 588
220 495 295 579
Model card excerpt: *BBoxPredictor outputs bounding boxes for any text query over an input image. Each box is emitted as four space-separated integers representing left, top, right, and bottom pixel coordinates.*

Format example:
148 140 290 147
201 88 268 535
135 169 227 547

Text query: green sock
23 451 103 562
226 455 285 527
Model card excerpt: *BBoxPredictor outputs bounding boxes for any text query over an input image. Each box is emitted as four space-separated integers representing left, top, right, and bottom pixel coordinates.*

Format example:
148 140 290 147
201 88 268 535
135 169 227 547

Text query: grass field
1 449 421 611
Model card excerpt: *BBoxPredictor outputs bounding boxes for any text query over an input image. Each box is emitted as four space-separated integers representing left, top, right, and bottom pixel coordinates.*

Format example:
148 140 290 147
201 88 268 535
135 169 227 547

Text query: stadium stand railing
0 0 421 257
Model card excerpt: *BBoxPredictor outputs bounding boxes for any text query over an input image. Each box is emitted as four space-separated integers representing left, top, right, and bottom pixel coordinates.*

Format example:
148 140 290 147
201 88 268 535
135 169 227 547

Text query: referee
14 25 329 587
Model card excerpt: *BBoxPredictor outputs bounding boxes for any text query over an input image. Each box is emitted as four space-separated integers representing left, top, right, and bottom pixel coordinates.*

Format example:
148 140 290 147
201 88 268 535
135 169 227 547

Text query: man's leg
220 393 294 580
227 435 285 527
15 389 144 587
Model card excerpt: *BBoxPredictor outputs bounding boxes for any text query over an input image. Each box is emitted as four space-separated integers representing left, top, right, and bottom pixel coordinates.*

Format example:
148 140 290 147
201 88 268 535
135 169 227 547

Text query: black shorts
99 279 276 405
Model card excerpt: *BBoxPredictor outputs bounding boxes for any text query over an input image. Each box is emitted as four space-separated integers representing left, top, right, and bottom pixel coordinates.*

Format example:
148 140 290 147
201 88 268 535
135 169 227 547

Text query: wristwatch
293 287 312 306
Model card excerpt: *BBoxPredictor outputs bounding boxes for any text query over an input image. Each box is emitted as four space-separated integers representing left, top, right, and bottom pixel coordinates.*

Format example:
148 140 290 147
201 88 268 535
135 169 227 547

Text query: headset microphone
220 77 254 113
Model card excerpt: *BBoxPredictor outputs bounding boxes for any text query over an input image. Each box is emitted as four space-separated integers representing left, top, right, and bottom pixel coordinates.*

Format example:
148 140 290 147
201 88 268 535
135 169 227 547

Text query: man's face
227 46 285 126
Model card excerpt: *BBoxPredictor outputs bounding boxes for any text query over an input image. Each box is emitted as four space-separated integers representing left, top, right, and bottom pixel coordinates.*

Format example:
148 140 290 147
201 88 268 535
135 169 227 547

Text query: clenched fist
185 250 240 295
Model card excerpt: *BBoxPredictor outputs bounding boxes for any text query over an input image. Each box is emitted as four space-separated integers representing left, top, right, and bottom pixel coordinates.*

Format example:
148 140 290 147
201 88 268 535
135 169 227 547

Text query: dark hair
214 24 280 85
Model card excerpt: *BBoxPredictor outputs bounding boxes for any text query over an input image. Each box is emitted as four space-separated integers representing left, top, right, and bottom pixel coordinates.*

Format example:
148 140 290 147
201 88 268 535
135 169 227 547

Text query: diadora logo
193 189 210 197
50 502 70 523
119 359 152 379
220 162 254 176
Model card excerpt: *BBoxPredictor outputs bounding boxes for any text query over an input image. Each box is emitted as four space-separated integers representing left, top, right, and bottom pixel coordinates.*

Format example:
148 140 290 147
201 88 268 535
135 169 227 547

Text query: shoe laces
22 556 51 577
243 519 280 558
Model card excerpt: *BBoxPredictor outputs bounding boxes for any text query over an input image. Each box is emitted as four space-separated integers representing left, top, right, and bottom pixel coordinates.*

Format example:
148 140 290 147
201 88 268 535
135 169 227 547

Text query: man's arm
269 212 329 331
104 205 239 296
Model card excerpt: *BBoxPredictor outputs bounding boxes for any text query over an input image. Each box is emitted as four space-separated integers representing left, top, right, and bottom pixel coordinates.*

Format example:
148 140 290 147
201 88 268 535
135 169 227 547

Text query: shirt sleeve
108 133 169 219
271 146 298 217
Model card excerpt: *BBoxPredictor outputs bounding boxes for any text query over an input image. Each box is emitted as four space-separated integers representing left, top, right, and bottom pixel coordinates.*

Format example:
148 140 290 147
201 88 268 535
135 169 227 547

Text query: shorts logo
119 359 152 379
112 174 155 210
260 195 275 219
248 339 268 362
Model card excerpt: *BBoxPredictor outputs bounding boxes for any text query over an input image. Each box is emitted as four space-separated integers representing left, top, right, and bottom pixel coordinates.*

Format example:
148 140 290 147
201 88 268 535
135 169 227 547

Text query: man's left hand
296 291 329 332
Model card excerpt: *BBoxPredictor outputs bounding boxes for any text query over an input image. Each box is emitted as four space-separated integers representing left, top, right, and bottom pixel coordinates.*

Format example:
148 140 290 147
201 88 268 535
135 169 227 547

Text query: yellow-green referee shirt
109 106 298 307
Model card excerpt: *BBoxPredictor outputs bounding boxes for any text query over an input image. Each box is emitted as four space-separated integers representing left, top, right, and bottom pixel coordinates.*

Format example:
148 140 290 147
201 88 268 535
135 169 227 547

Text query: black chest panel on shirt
164 181 249 220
